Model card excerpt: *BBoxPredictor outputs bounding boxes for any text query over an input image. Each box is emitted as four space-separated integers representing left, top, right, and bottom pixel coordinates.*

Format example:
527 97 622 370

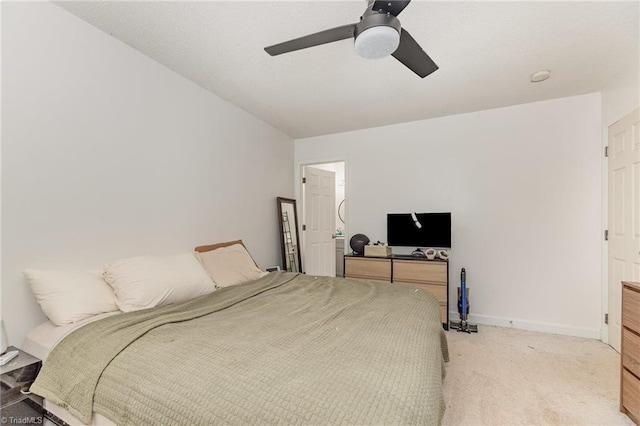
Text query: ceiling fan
264 0 438 78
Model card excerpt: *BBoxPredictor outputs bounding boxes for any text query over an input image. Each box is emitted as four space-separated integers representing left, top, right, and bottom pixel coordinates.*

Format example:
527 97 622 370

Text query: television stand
343 254 449 329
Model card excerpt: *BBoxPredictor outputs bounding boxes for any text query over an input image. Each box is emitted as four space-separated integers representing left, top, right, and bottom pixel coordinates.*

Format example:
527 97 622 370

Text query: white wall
601 67 640 129
296 94 602 338
1 2 294 345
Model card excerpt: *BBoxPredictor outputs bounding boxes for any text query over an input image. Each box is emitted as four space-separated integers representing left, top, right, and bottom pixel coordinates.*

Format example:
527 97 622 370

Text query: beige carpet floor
441 325 634 425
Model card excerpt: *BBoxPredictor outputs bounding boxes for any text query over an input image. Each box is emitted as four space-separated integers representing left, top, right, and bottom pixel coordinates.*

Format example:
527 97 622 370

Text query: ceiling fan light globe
354 26 400 59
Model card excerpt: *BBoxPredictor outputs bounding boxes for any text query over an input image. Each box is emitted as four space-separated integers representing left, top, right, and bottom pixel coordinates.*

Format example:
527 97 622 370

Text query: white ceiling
56 1 639 139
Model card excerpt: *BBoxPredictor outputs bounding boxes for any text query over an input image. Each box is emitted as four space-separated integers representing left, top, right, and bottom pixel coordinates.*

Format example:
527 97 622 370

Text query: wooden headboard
194 240 245 253
194 240 259 268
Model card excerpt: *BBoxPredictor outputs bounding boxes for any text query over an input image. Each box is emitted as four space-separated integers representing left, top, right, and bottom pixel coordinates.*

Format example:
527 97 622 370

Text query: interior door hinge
302 177 306 184
605 230 609 241
604 146 609 157
302 224 306 231
605 313 609 324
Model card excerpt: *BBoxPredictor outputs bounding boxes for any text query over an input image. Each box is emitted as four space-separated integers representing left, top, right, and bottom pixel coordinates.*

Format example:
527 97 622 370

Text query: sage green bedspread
31 272 449 425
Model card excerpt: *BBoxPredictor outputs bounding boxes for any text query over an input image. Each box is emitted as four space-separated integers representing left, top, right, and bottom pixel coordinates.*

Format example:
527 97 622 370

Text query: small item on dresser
364 243 392 257
349 234 370 255
411 248 426 257
437 249 449 260
425 248 437 260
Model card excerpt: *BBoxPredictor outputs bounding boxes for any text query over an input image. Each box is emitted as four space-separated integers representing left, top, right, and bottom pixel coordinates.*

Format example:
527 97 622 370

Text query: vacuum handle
460 267 467 318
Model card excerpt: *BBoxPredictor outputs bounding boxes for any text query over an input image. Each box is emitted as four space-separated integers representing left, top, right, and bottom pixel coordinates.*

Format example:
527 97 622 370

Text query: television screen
387 213 451 248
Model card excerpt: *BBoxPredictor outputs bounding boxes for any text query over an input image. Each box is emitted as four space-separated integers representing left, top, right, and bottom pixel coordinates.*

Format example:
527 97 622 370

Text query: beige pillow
24 269 119 326
196 243 267 288
104 253 215 312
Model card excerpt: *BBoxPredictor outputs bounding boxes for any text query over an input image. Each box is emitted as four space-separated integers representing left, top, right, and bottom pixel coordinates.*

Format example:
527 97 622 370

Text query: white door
608 107 640 352
303 166 336 276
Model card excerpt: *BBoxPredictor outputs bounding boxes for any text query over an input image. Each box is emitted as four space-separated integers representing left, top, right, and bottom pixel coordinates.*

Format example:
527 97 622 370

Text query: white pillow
196 244 267 288
24 269 119 326
103 253 215 312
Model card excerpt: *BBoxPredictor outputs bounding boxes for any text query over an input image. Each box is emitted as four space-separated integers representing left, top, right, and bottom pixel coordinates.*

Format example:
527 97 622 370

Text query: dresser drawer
395 282 447 323
393 260 447 284
344 257 391 281
623 329 640 379
396 281 447 303
622 368 640 423
623 286 640 333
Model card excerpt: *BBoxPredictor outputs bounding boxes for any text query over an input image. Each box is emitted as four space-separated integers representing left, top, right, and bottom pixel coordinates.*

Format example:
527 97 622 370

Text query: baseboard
449 312 601 339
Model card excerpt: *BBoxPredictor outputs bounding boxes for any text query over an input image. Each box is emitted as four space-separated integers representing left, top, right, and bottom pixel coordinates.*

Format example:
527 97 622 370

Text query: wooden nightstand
0 346 44 424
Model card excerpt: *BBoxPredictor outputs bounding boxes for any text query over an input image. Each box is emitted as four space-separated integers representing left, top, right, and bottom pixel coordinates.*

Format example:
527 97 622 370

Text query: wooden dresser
344 254 449 329
621 281 640 424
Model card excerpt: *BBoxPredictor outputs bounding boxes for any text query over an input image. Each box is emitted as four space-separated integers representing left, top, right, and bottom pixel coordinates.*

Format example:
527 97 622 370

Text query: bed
25 253 448 425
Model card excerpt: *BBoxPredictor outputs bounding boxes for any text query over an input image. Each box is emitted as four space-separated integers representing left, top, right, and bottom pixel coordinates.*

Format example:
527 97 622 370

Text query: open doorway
301 161 346 277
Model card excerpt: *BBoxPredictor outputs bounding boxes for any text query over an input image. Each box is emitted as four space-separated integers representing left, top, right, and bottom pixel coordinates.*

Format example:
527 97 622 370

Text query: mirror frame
338 199 346 224
277 197 303 273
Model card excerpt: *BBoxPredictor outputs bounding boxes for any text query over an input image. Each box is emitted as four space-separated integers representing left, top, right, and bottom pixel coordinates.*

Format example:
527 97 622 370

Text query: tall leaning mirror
277 197 302 273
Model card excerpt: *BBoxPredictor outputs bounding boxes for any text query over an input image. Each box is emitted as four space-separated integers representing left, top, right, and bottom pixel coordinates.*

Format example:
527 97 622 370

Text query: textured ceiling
56 1 639 139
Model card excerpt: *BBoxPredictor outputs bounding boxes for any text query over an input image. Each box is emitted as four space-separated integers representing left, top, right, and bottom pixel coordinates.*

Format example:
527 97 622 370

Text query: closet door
608 108 640 352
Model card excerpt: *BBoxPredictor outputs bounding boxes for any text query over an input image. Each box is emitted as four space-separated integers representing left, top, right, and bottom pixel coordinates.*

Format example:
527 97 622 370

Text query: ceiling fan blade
391 28 439 78
371 0 411 16
265 24 357 56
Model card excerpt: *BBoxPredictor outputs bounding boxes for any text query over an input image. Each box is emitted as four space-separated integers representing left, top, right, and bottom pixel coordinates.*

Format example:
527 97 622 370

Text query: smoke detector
531 69 551 83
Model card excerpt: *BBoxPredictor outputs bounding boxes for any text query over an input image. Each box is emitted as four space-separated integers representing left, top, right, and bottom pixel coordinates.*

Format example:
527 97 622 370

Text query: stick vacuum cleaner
449 268 478 333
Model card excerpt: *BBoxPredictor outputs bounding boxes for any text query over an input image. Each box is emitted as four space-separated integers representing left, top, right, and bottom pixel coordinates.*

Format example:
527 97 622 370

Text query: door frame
295 157 348 274
601 118 609 345
603 107 640 348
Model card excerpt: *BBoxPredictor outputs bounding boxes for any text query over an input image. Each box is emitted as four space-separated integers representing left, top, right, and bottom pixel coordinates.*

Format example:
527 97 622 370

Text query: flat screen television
387 212 451 248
